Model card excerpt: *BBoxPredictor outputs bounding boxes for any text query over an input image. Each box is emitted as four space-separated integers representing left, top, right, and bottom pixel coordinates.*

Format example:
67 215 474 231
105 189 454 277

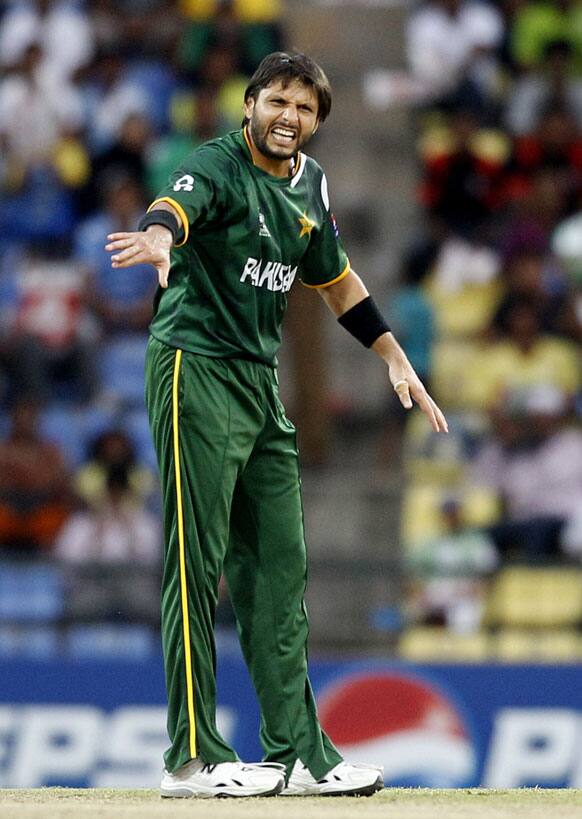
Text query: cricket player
105 52 447 799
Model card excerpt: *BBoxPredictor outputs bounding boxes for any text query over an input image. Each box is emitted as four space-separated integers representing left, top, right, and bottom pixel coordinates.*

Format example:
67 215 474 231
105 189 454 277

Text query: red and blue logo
330 213 340 238
317 671 477 787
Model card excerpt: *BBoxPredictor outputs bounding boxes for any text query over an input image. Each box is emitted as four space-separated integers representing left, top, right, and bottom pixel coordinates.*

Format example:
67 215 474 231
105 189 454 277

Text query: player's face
244 80 319 161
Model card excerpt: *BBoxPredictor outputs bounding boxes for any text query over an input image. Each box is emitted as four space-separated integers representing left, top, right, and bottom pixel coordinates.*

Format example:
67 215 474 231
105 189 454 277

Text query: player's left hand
388 359 448 434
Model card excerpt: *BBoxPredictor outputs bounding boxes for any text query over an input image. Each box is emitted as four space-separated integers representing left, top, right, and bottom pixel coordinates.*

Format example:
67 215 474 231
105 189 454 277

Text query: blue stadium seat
100 335 148 408
122 408 158 470
0 561 65 622
0 625 59 658
67 624 157 659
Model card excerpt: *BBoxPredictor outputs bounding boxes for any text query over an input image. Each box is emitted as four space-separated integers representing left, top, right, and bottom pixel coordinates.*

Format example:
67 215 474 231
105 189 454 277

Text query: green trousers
144 336 342 778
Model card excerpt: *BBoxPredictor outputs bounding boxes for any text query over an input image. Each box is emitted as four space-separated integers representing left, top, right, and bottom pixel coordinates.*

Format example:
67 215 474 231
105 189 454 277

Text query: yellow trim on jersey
243 126 255 163
172 349 197 758
301 261 351 289
147 197 190 247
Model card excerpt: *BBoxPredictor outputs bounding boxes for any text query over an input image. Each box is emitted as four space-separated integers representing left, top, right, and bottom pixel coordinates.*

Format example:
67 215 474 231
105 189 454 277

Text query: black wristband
138 210 184 245
337 295 390 348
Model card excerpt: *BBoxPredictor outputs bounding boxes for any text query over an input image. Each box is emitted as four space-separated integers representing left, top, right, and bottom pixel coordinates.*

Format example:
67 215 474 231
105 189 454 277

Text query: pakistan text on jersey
240 257 298 293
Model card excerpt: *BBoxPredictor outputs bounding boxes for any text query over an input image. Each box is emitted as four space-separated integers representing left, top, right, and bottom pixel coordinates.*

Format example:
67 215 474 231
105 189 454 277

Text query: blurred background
0 0 581 791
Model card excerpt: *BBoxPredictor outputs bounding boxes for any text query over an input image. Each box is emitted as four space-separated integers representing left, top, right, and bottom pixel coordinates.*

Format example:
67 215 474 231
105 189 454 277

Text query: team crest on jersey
258 211 271 238
298 211 315 238
240 257 297 293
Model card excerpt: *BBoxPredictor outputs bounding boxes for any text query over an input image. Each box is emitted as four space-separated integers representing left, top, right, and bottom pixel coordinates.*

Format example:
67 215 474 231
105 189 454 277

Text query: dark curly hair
242 52 332 126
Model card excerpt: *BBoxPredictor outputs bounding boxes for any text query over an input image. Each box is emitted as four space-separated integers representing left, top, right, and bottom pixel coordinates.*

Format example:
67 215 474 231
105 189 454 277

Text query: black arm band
337 295 390 348
137 210 184 245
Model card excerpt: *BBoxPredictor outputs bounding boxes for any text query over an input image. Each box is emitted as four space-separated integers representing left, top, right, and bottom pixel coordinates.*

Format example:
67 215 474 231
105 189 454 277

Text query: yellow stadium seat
485 568 582 629
401 481 500 546
496 629 581 663
399 627 490 662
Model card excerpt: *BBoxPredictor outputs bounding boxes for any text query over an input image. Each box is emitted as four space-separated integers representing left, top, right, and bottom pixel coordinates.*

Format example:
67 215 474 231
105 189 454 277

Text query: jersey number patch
173 174 194 192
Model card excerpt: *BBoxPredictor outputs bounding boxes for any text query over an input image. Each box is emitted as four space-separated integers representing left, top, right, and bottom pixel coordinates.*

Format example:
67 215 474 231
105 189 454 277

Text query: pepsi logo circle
318 671 477 787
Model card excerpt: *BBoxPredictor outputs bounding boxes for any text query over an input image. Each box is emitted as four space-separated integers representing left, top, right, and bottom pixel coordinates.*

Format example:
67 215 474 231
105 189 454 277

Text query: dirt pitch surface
1 788 582 819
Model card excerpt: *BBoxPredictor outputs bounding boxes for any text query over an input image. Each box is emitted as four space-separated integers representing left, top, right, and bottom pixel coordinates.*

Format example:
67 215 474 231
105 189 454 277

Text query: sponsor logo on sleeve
330 213 340 238
173 175 194 192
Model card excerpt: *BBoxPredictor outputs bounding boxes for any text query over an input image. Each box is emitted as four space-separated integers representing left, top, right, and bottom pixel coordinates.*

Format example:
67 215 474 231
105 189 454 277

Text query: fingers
394 379 412 409
106 232 135 242
158 263 170 288
429 395 449 434
111 247 145 267
105 237 136 252
395 379 448 433
417 392 448 433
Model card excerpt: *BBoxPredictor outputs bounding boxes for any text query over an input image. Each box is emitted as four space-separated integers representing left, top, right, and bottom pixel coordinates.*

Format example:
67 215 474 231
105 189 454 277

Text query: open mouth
270 126 297 144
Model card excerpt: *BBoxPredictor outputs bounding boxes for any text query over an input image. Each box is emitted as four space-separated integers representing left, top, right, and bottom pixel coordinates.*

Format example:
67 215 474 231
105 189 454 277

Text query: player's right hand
105 225 173 288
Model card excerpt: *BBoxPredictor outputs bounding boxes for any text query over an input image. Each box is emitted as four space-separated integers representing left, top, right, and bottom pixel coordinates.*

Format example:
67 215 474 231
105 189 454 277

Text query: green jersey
148 128 349 365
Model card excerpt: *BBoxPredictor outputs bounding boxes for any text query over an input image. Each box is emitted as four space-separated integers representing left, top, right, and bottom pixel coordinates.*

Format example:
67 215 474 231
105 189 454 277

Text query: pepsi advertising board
1 648 582 788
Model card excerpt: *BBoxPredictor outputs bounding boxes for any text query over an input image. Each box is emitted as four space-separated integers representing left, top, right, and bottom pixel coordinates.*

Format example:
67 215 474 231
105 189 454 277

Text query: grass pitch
1 788 581 819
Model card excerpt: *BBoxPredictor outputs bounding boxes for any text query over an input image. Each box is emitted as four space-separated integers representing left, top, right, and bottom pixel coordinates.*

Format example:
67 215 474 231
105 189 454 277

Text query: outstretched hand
105 225 173 288
388 357 448 433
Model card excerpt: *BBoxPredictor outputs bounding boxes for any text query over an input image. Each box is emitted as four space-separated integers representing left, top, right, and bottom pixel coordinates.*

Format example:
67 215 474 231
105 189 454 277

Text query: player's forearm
319 268 402 363
317 268 368 315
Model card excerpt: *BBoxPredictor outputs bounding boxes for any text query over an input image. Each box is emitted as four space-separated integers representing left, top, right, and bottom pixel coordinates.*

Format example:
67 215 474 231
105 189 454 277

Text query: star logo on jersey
298 211 315 238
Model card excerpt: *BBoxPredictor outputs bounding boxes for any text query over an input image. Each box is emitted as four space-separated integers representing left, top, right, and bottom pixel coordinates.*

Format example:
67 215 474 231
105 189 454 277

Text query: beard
248 115 309 161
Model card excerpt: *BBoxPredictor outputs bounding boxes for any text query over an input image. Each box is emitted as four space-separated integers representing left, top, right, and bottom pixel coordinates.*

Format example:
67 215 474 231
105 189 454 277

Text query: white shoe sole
161 779 284 799
281 773 383 797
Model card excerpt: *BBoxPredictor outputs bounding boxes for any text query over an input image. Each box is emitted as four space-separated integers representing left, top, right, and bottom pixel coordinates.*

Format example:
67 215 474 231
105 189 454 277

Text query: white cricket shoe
160 758 285 798
281 759 384 797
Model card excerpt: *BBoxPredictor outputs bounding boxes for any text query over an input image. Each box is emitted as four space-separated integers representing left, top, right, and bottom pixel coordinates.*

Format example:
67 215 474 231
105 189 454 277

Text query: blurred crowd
390 0 582 641
0 0 282 574
1 0 581 658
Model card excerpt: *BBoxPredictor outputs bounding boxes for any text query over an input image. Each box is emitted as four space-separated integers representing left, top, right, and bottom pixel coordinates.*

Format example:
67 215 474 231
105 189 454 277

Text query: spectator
510 0 582 72
463 295 580 408
506 106 582 211
406 0 504 114
74 172 156 337
80 111 153 215
505 40 582 135
0 242 98 404
386 243 436 388
177 0 283 81
0 400 71 553
74 428 157 511
492 250 580 341
419 108 509 237
0 0 94 82
0 41 88 242
56 463 161 564
83 47 150 154
471 386 582 560
499 167 569 258
0 41 85 168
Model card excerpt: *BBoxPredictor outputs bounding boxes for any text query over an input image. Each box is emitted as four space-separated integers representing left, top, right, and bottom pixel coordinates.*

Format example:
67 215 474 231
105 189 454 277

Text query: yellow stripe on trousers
172 349 197 758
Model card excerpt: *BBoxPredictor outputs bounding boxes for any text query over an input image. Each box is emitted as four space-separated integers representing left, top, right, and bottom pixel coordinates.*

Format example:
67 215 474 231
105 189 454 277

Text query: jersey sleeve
147 151 223 247
299 173 350 288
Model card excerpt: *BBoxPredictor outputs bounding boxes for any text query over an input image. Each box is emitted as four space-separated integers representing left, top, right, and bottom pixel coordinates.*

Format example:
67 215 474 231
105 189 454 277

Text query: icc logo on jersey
258 211 271 238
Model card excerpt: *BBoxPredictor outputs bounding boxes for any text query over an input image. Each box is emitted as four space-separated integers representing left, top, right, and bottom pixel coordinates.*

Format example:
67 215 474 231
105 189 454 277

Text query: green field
1 789 582 819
